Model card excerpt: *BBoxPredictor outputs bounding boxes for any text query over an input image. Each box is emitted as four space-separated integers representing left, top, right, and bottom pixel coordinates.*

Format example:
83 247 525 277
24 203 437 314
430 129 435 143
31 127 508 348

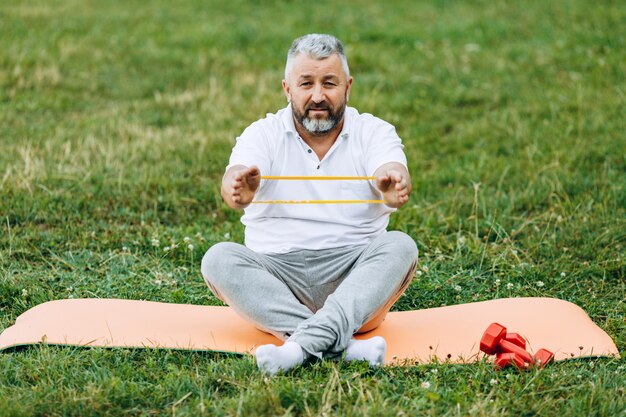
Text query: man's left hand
374 163 412 208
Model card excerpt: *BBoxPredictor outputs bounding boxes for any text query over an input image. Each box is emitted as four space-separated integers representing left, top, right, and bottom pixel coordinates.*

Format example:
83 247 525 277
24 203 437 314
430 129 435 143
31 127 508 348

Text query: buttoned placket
296 133 350 174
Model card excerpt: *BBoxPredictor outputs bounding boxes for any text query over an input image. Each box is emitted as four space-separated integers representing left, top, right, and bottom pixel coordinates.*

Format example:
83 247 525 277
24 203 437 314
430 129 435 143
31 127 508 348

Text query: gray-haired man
201 34 418 375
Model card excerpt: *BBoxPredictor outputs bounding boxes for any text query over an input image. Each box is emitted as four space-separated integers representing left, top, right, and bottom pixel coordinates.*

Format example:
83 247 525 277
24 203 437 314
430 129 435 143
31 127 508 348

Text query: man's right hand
221 165 261 209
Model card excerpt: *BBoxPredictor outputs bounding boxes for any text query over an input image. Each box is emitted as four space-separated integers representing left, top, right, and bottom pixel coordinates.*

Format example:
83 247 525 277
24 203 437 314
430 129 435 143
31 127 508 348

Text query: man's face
283 53 353 136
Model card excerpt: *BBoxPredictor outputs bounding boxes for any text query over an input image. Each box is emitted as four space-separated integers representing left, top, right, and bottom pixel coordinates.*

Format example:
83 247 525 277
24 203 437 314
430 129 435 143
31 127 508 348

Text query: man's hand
222 165 261 209
374 162 412 208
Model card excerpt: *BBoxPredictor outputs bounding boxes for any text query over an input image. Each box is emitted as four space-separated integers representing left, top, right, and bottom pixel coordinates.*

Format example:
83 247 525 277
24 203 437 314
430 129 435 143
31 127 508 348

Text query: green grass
1 0 624 415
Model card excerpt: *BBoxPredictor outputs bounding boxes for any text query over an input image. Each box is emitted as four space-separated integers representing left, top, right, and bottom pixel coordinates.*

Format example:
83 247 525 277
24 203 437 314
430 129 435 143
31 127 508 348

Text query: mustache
306 102 331 111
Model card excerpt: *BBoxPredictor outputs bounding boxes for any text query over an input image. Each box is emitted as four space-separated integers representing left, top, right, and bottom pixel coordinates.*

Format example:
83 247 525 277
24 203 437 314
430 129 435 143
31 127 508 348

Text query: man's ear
346 76 353 102
282 79 291 102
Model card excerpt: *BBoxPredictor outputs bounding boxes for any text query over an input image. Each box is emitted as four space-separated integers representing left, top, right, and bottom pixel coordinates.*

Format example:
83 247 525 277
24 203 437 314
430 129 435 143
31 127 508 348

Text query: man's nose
311 84 325 103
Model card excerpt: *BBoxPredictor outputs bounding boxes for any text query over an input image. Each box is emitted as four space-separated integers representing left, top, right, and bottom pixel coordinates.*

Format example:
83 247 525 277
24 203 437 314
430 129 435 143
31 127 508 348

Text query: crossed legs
201 231 418 374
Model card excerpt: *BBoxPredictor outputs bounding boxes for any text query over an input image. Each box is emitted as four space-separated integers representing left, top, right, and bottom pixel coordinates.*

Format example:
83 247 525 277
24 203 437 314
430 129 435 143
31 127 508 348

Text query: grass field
1 0 625 415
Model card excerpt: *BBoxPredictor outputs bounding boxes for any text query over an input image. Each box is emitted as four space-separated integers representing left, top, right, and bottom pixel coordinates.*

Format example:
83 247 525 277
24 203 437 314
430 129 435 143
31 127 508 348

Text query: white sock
344 336 387 367
255 341 305 376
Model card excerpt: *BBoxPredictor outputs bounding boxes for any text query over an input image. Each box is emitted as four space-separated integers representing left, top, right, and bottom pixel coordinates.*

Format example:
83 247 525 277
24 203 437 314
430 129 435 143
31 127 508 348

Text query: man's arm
374 162 412 208
221 165 261 209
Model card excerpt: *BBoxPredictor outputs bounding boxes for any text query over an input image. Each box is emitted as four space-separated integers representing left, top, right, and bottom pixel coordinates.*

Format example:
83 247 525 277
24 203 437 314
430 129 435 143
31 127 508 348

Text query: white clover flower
183 236 191 243
155 279 162 286
188 244 194 250
506 283 514 290
560 272 566 277
430 369 438 374
420 381 431 389
454 285 462 292
422 265 429 272
224 232 231 239
122 246 128 252
495 279 501 286
415 270 423 277
22 289 28 297
490 378 498 385
164 246 170 252
536 281 545 287
151 238 160 247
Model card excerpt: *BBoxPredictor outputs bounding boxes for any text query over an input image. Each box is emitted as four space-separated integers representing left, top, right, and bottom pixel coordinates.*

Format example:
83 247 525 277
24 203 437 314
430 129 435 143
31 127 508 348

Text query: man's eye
324 82 337 87
300 82 312 87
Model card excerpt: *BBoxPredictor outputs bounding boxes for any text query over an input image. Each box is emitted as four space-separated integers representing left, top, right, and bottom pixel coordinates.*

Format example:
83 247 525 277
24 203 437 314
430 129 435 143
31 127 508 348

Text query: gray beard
302 117 336 134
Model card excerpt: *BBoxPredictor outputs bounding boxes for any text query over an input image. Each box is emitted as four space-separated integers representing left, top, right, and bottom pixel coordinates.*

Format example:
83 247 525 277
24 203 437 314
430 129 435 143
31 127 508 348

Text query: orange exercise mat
0 297 619 364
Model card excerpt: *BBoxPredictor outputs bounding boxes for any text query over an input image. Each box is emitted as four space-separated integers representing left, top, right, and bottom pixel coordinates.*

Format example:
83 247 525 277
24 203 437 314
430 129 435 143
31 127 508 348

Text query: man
201 34 418 375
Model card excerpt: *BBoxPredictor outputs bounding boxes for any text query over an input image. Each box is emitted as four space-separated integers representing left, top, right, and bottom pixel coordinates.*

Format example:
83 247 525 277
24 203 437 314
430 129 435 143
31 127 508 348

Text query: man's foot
255 341 305 375
344 336 387 367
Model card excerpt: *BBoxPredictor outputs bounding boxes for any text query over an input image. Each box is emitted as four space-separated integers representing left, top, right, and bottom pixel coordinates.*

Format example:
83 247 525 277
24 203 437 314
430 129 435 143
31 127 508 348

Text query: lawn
0 0 624 415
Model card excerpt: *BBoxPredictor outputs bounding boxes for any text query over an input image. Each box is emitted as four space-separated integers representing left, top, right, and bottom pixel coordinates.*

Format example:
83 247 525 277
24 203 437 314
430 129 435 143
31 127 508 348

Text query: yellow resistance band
261 176 375 181
252 199 384 205
253 176 382 204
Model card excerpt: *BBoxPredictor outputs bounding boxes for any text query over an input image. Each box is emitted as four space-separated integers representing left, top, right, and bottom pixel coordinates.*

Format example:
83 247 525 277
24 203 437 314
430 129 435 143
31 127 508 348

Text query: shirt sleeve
226 121 272 176
364 120 408 176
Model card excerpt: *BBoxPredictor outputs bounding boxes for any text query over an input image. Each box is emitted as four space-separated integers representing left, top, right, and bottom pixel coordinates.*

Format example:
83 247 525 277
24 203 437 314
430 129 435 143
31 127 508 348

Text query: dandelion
490 378 498 385
454 285 462 292
188 244 194 251
506 283 514 290
184 236 191 243
536 281 545 287
151 238 160 247
420 381 431 389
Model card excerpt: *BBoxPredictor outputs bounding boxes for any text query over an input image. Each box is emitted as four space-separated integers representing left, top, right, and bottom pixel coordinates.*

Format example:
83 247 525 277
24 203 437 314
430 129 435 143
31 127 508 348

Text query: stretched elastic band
252 200 384 205
261 176 375 181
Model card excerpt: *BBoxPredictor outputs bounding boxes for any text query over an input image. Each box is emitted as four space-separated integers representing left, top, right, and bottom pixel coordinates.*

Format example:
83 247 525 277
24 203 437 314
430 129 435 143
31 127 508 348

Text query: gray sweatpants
200 231 418 359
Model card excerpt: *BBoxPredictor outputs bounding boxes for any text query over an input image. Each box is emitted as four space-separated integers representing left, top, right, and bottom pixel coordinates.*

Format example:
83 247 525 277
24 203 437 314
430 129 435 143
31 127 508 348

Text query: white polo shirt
227 104 408 254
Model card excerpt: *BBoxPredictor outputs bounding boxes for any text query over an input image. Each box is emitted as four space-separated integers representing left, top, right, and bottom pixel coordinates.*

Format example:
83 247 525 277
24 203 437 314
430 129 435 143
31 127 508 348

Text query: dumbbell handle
498 339 532 363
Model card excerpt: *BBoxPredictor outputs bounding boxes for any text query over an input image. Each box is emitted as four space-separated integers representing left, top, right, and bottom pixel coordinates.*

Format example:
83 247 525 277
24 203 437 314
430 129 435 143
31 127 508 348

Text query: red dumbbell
495 352 526 369
533 348 554 367
480 323 533 363
504 333 526 349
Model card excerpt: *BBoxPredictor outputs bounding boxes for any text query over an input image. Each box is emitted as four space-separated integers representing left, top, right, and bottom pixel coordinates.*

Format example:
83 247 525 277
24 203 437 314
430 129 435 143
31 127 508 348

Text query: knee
201 242 241 285
384 231 419 263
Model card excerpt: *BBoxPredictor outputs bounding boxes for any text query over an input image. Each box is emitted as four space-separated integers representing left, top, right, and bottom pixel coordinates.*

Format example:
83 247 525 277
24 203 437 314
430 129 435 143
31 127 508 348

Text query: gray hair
284 34 350 81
